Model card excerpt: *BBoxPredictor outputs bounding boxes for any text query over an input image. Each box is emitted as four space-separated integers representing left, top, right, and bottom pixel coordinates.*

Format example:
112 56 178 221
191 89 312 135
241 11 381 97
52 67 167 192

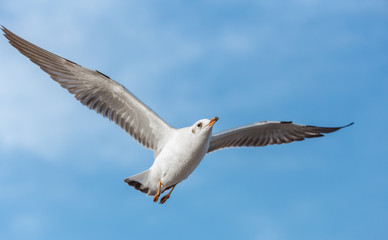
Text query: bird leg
153 180 162 202
160 185 176 204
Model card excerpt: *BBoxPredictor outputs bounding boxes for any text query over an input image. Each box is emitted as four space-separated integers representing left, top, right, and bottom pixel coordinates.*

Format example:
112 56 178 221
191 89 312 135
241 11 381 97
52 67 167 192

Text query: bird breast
152 129 211 185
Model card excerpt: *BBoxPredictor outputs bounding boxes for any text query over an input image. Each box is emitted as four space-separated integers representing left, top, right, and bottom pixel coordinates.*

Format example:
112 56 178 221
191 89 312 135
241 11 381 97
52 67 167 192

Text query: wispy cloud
1 0 382 158
0 2 387 239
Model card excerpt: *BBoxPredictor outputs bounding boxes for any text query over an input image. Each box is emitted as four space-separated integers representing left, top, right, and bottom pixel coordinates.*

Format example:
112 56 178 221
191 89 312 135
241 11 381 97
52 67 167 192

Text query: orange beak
207 117 219 127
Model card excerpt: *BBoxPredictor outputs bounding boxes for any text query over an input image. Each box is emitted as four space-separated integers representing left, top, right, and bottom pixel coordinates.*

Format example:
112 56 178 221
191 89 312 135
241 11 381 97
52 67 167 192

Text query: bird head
191 117 219 135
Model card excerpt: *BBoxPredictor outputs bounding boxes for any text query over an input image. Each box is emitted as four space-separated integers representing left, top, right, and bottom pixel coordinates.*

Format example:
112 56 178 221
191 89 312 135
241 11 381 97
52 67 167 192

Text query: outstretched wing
208 121 353 153
2 27 174 154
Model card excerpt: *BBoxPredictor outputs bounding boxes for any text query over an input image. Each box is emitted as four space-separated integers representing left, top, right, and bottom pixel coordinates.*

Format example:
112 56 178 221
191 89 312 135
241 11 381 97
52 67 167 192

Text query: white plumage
2 27 352 204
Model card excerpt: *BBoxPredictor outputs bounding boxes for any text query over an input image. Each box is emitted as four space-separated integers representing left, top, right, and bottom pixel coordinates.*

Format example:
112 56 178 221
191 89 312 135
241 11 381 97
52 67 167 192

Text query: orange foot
153 193 160 202
159 185 176 204
159 194 169 204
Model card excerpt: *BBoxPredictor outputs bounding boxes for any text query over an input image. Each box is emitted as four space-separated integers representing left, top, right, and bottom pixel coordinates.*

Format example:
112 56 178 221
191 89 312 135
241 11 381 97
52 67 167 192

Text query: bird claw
153 194 160 202
159 195 169 204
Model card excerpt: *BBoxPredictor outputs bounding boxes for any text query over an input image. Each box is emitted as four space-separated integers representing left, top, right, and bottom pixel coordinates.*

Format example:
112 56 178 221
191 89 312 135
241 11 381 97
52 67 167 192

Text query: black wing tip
341 122 355 128
318 122 354 136
280 121 354 129
306 122 354 129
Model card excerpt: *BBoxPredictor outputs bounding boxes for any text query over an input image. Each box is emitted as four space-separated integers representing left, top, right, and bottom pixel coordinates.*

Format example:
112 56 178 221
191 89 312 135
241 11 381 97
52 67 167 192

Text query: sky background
0 0 387 239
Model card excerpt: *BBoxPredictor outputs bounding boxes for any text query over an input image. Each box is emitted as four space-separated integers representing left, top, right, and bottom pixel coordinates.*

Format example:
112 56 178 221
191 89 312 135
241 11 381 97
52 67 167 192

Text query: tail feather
124 170 152 195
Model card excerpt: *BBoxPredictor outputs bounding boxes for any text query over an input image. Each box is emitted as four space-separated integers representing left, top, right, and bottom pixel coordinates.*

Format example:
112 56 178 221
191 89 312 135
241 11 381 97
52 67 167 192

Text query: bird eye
197 123 202 128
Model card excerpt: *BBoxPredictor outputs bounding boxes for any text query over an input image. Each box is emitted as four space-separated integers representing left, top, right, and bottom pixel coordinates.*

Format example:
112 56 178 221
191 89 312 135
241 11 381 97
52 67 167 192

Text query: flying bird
2 27 353 204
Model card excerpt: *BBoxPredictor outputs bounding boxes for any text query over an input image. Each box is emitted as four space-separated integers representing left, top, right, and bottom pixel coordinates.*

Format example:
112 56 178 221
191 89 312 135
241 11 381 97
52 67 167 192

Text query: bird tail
124 170 153 195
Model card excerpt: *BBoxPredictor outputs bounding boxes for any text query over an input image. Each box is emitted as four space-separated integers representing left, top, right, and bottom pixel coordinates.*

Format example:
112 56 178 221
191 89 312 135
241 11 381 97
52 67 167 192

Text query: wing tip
306 121 354 131
1 25 10 38
341 122 354 128
1 26 17 40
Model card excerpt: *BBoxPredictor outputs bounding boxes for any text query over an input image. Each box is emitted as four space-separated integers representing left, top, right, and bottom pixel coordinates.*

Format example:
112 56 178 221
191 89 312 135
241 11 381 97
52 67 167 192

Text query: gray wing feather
208 121 353 153
3 27 174 154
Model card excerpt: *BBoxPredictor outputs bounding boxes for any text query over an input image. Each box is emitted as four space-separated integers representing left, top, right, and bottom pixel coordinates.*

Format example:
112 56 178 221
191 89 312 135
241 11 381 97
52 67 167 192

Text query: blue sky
0 0 387 239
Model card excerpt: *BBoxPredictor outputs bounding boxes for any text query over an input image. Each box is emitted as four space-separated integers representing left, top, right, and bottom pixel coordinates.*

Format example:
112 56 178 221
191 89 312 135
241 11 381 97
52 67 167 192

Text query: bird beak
207 117 219 127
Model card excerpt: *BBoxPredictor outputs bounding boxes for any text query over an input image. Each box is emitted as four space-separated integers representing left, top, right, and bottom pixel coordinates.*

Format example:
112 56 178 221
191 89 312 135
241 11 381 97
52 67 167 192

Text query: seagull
2 27 353 204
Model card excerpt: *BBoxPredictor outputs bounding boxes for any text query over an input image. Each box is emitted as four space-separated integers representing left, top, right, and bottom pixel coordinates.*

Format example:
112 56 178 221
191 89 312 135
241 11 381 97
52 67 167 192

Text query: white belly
150 130 210 188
